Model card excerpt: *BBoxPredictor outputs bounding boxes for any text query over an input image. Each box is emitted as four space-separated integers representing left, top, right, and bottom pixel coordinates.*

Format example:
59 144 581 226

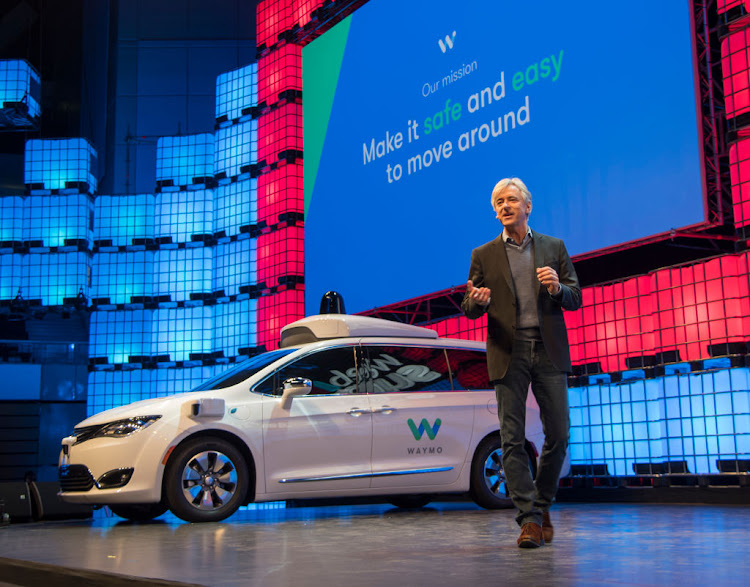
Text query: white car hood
75 393 195 427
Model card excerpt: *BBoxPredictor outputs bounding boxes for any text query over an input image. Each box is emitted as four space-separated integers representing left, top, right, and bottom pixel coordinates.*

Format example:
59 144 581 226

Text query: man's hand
536 266 561 295
467 280 491 307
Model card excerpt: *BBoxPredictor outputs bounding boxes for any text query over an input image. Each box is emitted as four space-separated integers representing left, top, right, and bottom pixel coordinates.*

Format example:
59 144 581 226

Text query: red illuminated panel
257 289 305 350
256 225 304 286
257 0 291 50
729 140 750 228
717 0 749 14
257 44 302 106
721 30 750 119
257 102 303 164
423 315 487 341
256 162 304 225
292 0 327 27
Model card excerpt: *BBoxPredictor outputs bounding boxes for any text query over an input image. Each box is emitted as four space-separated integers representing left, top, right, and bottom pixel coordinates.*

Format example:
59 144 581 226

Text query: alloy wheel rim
482 447 509 498
181 450 238 510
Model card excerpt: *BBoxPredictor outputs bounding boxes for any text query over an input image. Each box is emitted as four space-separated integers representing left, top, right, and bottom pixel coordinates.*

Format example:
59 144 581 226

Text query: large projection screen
303 0 704 314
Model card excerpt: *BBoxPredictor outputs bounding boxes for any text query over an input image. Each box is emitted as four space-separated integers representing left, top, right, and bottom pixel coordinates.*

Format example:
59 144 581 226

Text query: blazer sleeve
550 239 582 312
461 248 489 320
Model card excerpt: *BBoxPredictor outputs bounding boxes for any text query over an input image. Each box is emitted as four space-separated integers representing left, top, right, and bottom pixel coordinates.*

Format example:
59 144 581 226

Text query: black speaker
28 481 93 520
0 482 33 522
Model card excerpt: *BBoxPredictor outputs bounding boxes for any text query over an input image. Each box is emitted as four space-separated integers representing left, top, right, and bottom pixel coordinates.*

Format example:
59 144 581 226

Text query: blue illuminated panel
94 195 155 246
26 195 93 248
213 299 257 359
23 252 89 306
214 120 257 178
156 134 214 187
214 180 256 237
215 63 257 122
87 366 218 416
0 253 23 300
91 251 154 304
152 307 213 362
153 248 212 302
0 196 24 242
0 59 41 122
24 138 97 193
155 190 213 243
90 310 153 364
213 238 256 297
569 368 750 475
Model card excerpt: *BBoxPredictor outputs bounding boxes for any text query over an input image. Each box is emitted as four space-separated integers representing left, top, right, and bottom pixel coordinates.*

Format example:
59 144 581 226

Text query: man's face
493 185 531 231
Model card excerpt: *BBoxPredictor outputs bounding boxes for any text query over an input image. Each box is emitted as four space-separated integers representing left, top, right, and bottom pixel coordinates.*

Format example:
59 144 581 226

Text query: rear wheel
470 436 538 510
108 502 168 522
164 437 248 523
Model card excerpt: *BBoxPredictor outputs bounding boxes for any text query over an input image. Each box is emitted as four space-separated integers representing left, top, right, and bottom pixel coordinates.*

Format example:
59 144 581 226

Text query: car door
260 344 373 493
365 344 476 489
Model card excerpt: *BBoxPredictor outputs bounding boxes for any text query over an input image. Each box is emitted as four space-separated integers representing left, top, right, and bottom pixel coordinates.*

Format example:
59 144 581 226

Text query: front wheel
164 437 249 523
469 436 537 510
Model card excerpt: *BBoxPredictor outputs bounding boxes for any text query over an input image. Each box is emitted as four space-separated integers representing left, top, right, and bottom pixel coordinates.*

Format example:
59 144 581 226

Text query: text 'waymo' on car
59 314 551 522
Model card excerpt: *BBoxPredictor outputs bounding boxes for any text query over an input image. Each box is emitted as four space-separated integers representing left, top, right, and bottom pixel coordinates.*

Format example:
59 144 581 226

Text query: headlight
73 416 161 443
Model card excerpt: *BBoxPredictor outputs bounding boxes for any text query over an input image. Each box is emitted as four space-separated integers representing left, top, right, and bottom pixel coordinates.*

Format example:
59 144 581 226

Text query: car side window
364 345 452 394
253 346 360 397
446 349 491 390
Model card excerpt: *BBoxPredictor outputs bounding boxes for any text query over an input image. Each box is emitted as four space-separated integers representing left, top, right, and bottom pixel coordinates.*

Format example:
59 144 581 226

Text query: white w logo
438 31 456 53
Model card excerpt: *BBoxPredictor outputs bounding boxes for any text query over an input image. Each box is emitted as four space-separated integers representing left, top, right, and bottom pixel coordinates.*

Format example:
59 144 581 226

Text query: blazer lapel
488 235 514 294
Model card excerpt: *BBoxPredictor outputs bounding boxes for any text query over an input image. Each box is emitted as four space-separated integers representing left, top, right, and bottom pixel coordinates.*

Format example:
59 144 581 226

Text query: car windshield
191 348 296 391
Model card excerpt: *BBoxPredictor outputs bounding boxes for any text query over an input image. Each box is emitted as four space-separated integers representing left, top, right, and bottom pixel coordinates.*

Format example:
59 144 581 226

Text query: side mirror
280 377 312 409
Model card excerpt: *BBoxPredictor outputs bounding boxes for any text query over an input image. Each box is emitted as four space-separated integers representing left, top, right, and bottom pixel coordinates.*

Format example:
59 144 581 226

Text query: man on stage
462 177 582 548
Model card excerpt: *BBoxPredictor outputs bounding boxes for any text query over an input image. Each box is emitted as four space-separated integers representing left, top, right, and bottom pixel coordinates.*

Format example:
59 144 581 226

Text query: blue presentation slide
303 0 704 314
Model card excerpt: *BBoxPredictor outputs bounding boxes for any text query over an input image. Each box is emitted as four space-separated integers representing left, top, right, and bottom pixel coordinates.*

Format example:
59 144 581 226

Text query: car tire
470 435 538 510
108 502 168 522
387 495 432 509
164 437 249 523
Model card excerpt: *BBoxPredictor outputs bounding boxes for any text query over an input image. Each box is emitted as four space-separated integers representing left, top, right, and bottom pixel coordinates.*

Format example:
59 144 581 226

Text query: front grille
59 464 95 492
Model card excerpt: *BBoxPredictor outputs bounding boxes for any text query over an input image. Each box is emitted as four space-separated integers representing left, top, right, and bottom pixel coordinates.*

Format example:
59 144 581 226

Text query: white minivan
59 314 549 522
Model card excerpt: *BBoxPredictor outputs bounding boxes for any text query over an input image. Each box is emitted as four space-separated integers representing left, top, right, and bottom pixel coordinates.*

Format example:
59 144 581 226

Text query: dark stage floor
0 501 748 586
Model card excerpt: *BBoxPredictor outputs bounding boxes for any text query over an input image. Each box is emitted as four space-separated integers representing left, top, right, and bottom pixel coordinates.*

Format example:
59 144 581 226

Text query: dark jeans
494 339 570 527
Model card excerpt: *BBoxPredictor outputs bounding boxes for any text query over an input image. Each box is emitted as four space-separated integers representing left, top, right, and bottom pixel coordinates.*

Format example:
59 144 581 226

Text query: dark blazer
461 231 582 381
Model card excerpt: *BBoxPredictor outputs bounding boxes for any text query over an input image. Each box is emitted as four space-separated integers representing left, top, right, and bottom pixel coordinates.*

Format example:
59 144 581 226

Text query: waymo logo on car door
408 418 442 440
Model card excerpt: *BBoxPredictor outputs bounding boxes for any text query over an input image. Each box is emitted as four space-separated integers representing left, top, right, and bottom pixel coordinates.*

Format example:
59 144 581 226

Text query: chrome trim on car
279 466 453 484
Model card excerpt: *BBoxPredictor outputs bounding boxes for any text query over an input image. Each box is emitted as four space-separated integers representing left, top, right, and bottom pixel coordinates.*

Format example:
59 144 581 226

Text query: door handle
372 406 396 414
347 408 371 417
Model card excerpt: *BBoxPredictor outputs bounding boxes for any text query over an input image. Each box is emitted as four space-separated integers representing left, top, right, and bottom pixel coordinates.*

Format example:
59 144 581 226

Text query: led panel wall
215 120 258 178
23 252 89 306
152 307 213 362
216 63 258 122
94 195 155 246
156 134 214 187
303 0 705 313
0 59 41 121
155 190 214 243
25 195 93 248
213 299 257 358
91 251 154 304
214 180 256 237
87 367 218 416
213 238 256 297
153 248 212 302
90 310 153 364
24 139 97 193
0 196 24 242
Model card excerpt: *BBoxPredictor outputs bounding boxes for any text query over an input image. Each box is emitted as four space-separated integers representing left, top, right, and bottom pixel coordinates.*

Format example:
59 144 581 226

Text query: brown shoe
542 511 554 543
517 522 544 548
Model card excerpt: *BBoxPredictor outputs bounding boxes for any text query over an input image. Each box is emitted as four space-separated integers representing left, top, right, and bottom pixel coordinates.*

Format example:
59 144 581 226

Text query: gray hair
491 177 532 207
